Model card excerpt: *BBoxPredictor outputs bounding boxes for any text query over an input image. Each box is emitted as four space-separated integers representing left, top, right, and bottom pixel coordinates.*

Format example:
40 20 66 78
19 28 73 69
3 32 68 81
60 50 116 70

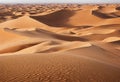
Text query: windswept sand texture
0 4 120 82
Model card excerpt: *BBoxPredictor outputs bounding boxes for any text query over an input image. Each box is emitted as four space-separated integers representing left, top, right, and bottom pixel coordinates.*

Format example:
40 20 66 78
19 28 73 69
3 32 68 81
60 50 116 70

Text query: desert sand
0 4 120 82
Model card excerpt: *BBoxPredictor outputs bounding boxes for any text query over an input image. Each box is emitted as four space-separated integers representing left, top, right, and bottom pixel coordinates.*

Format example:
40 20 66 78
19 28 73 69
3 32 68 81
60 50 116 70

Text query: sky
0 0 120 4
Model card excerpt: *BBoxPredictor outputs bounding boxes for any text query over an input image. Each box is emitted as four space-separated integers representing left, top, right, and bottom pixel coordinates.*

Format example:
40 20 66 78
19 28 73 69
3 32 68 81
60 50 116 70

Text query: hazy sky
0 0 120 4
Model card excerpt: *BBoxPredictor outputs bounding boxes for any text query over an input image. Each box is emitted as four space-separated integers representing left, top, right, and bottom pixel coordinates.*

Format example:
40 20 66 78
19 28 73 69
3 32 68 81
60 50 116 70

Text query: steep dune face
92 5 118 19
0 4 120 82
92 10 117 19
30 10 75 27
116 6 120 10
98 5 116 13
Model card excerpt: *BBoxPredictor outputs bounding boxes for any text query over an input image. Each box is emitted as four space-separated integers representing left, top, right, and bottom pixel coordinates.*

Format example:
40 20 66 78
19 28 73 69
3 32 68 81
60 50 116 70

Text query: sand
0 4 120 82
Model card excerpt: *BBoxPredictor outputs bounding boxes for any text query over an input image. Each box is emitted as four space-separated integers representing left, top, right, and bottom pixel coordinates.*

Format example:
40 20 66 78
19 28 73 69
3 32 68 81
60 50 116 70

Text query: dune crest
0 16 50 29
103 37 120 42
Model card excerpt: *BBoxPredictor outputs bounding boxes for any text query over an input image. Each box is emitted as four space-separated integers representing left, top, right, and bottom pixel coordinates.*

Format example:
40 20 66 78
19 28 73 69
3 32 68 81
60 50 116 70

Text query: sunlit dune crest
103 37 120 42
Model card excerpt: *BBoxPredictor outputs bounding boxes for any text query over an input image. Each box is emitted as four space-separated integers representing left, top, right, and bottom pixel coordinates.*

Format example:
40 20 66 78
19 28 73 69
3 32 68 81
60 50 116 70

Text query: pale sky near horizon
0 0 120 4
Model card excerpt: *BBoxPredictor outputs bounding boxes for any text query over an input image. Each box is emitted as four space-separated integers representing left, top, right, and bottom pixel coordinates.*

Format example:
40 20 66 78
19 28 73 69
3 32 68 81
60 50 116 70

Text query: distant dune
0 4 120 82
30 9 102 27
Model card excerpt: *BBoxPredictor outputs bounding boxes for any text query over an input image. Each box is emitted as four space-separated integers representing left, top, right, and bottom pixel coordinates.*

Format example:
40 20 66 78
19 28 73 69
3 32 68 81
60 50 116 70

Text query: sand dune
31 9 103 27
4 28 88 41
0 16 49 29
30 9 75 27
98 5 116 13
92 10 117 18
0 4 120 82
15 41 91 54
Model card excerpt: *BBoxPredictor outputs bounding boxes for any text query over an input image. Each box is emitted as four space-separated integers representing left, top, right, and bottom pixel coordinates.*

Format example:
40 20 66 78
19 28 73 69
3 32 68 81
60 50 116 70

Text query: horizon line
0 2 120 4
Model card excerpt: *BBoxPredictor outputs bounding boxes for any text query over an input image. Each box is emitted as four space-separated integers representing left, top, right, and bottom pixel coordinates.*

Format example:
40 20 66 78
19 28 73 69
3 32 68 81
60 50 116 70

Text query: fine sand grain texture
0 4 120 82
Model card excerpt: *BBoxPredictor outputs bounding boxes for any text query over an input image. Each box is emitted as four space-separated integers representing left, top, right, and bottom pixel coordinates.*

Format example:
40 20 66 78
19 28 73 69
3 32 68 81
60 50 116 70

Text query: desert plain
0 4 120 82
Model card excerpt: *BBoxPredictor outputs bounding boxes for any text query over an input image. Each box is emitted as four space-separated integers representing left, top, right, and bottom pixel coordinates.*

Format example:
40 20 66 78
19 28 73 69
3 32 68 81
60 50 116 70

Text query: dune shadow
0 42 40 54
4 27 88 42
110 40 120 45
30 9 75 27
35 28 89 41
116 6 120 10
92 10 116 19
